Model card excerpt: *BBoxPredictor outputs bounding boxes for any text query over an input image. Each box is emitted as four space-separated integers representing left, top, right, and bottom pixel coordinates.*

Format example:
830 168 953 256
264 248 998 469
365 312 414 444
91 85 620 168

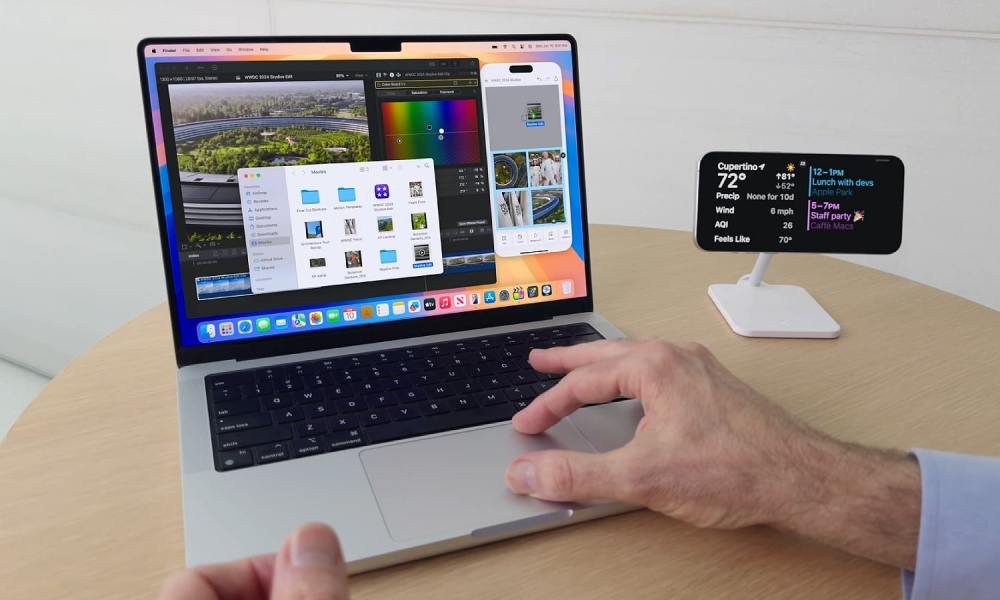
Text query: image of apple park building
175 115 369 229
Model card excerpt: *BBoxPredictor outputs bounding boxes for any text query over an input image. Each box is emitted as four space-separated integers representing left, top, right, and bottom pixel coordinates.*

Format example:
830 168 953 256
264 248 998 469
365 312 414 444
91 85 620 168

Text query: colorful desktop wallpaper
143 41 587 347
381 99 481 165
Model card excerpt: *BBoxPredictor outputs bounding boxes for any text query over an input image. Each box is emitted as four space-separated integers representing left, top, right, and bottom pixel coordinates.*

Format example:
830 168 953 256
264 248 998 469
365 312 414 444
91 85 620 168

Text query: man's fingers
271 523 350 600
636 415 650 434
513 355 639 434
528 339 635 374
158 555 274 600
506 447 630 503
158 524 347 600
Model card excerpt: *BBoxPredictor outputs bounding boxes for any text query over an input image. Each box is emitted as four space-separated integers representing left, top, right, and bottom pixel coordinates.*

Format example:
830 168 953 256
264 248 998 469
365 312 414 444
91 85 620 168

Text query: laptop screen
140 38 587 351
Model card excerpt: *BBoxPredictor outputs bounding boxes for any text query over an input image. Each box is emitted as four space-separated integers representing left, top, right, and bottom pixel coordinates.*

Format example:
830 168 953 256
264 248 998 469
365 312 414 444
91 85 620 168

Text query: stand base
709 282 841 339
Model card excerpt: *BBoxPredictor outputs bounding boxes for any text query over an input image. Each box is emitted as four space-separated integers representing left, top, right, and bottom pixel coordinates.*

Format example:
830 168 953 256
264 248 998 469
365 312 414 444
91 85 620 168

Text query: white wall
0 0 997 379
0 0 273 376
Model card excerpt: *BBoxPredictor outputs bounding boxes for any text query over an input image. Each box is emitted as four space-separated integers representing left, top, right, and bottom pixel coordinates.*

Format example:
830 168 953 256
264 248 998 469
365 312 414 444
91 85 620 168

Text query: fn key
216 448 253 471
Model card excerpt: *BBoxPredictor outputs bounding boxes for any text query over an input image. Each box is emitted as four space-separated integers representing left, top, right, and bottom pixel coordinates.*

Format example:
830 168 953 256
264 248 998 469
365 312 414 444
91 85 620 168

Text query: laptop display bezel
137 34 595 367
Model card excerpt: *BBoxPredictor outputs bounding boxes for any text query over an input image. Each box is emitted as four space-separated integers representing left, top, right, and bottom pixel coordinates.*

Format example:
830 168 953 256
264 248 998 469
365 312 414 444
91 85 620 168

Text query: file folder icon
300 189 320 205
379 249 398 264
337 187 357 202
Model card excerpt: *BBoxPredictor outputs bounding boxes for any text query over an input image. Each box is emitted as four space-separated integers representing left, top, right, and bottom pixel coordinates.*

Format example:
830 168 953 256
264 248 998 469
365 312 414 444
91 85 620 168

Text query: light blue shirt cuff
902 448 1000 600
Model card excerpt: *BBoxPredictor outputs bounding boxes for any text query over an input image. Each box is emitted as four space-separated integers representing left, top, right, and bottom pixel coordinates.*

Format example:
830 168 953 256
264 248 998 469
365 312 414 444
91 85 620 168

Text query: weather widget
696 152 904 253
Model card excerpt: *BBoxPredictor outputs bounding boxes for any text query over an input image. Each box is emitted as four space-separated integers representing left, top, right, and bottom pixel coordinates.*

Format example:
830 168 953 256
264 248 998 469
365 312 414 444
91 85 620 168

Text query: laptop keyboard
206 323 605 472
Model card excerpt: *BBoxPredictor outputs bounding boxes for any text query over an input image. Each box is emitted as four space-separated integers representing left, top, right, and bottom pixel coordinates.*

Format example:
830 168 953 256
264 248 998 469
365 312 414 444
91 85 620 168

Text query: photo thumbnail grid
493 148 566 228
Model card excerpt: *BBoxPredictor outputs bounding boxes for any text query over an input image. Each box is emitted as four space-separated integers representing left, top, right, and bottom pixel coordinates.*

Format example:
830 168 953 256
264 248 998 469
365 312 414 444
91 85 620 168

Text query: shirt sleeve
902 448 1000 600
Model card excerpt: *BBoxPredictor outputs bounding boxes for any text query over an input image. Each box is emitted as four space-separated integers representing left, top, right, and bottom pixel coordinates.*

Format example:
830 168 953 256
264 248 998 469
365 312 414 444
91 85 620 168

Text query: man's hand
159 523 349 600
506 340 921 569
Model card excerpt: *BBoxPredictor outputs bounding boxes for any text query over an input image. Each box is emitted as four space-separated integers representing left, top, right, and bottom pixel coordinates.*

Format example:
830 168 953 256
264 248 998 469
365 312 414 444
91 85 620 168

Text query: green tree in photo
176 127 372 175
411 212 428 230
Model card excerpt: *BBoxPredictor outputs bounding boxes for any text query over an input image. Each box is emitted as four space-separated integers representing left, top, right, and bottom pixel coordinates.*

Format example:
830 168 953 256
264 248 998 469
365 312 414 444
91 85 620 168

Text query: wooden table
2 225 998 599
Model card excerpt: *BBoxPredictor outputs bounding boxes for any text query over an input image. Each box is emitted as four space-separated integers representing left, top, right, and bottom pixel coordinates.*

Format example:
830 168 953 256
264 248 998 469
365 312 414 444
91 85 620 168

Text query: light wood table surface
2 225 999 599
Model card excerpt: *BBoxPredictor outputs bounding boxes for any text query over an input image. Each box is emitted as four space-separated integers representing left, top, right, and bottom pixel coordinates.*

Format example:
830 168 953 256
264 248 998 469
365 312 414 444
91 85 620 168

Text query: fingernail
507 460 537 494
291 524 341 568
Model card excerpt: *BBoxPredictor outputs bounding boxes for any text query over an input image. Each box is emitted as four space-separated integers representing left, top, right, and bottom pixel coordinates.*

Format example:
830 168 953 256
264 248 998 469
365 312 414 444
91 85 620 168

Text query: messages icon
301 189 320 205
337 187 357 202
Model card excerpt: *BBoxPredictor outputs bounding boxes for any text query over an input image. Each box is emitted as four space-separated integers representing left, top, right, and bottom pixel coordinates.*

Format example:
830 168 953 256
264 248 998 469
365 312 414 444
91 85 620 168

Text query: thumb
271 523 350 600
505 449 627 503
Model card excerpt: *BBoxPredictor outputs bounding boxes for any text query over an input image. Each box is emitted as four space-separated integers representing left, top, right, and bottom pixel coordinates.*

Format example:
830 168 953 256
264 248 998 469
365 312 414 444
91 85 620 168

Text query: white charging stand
708 253 840 339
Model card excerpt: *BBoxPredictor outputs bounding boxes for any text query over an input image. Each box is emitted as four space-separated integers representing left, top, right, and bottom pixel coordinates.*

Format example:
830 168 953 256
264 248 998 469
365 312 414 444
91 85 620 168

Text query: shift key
217 425 292 451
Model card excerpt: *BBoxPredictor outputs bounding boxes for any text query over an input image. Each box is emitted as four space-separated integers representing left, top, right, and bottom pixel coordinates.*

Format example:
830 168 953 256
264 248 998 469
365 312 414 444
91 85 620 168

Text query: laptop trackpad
360 421 594 541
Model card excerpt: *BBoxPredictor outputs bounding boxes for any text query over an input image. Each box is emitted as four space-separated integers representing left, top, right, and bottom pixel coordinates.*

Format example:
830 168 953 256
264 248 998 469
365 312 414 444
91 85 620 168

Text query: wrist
771 433 921 569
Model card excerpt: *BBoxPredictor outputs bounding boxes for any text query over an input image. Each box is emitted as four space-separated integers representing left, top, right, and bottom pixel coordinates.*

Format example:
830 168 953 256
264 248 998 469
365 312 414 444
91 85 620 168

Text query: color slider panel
381 99 481 166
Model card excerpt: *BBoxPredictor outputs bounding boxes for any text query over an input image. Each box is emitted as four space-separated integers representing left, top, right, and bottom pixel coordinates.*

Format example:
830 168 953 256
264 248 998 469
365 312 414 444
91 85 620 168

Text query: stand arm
739 252 775 287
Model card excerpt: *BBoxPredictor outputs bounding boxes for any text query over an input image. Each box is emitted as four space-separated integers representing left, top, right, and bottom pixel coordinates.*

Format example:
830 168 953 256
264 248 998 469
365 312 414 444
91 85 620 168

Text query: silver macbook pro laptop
137 34 642 571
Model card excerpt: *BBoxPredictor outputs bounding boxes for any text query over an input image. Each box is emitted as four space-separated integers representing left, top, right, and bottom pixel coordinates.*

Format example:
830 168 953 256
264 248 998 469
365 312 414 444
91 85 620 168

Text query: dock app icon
199 323 216 339
301 189 320 205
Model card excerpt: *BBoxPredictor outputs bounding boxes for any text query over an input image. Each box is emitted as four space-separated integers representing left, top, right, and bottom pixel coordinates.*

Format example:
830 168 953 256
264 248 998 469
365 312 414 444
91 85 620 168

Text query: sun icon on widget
786 163 796 173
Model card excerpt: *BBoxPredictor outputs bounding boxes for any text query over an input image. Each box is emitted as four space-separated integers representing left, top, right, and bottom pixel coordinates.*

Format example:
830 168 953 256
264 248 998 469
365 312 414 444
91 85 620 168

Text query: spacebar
364 403 517 445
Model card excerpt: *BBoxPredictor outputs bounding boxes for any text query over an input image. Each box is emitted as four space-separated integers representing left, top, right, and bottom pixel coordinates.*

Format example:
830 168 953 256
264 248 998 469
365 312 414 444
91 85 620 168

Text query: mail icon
337 187 357 202
300 189 320 204
379 249 398 264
